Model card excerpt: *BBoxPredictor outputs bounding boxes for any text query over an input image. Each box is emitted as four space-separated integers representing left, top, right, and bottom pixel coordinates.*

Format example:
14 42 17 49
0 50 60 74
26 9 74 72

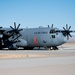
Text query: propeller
56 24 75 40
62 24 72 39
3 31 21 49
10 22 23 39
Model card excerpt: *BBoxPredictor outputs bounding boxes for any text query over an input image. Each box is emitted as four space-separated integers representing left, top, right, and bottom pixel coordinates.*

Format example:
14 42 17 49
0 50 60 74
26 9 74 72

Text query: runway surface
0 43 75 75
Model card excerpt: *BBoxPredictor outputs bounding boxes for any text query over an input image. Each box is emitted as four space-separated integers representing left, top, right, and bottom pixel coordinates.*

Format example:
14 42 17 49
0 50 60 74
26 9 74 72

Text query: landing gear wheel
49 46 58 50
53 46 58 50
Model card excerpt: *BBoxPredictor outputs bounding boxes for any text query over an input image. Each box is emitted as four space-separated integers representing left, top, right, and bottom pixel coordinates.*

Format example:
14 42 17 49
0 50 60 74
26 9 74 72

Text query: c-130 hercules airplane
0 22 75 50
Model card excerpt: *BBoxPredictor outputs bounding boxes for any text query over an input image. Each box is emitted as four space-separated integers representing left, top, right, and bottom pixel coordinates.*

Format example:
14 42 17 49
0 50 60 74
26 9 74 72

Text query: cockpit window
50 29 56 33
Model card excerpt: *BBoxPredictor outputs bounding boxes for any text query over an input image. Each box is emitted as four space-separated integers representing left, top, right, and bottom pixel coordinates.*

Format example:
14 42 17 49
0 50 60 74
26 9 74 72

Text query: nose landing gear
49 46 58 50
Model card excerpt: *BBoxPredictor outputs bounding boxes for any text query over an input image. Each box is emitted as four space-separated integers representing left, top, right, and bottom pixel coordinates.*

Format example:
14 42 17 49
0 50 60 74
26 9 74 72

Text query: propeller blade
51 24 53 28
12 35 21 42
66 24 68 30
68 26 71 30
12 33 15 39
19 33 22 37
63 27 66 30
10 26 14 30
14 22 16 29
17 24 20 30
18 29 23 31
69 34 72 37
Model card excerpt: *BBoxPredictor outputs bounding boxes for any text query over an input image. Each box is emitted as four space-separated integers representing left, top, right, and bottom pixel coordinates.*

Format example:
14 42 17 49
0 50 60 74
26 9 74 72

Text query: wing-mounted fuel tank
6 38 28 50
16 38 27 47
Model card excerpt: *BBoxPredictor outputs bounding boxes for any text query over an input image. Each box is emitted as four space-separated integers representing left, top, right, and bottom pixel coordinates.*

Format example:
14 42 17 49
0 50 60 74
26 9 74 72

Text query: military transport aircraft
0 22 75 50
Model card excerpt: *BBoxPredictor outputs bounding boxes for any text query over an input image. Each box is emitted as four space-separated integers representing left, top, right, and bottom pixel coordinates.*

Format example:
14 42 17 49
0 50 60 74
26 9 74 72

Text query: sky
0 0 75 30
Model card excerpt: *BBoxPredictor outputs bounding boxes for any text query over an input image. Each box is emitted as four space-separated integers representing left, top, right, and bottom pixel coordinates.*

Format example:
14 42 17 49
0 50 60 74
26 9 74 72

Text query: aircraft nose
64 37 67 43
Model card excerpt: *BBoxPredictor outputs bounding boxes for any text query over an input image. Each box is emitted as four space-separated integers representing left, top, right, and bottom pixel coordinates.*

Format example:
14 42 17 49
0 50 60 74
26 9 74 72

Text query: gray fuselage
20 27 67 47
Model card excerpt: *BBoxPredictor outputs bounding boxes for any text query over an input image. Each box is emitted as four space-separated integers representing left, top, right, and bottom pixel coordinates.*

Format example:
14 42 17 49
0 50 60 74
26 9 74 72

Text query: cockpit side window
51 35 55 38
50 29 56 33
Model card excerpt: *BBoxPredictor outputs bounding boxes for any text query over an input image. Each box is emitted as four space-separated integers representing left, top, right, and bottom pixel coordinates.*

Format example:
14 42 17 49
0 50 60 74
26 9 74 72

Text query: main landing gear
24 47 34 50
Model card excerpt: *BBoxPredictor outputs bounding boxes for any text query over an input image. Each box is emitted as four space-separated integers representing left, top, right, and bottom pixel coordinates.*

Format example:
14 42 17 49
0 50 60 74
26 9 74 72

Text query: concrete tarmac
0 43 75 75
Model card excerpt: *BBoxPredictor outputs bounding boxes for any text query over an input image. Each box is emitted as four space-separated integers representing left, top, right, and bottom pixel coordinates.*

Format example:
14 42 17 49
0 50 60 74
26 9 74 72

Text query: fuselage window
51 35 55 38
